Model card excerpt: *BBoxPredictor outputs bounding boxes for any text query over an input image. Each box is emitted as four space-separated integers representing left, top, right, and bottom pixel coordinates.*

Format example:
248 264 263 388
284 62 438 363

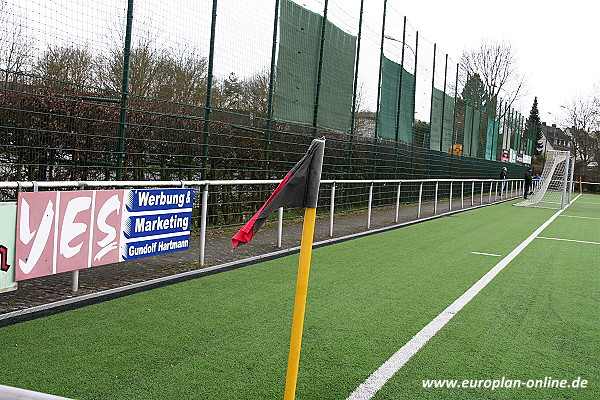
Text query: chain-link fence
1 0 531 186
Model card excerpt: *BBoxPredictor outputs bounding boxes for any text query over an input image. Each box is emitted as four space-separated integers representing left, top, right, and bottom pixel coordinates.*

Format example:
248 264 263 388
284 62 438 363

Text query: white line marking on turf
471 252 502 257
346 195 580 400
559 215 600 220
537 236 600 245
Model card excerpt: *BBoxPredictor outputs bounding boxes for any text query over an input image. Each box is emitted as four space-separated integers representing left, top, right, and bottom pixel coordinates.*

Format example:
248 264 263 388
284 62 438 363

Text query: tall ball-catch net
515 150 571 209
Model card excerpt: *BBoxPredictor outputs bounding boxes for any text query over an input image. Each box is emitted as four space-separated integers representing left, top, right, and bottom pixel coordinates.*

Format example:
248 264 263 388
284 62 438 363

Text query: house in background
539 122 571 155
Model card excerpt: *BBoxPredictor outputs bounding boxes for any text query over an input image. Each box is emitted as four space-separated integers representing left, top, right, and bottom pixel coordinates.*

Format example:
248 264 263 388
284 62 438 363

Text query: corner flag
231 138 325 249
231 138 325 400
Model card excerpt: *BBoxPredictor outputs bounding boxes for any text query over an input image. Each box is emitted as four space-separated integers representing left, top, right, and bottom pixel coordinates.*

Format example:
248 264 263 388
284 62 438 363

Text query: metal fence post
347 0 365 177
116 0 134 181
461 181 464 208
312 0 330 137
264 0 281 177
448 181 452 211
480 181 484 204
434 180 438 214
367 183 373 229
277 207 283 247
199 183 209 265
471 181 475 206
395 182 401 222
418 181 423 218
373 0 388 140
201 0 219 179
329 182 336 236
71 182 88 292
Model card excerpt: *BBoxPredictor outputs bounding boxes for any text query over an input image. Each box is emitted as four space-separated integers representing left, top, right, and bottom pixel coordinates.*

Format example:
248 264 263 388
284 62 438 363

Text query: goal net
515 150 571 209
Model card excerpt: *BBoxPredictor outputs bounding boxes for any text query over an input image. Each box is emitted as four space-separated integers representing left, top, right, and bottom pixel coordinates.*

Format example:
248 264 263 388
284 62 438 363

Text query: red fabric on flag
231 173 292 247
231 139 325 249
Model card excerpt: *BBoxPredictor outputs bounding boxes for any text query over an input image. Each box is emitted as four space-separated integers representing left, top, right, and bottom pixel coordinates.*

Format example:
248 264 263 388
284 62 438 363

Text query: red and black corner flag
232 138 325 249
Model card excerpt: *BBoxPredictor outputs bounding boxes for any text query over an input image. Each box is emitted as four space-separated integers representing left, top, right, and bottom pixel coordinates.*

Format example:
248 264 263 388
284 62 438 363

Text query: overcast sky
391 0 599 124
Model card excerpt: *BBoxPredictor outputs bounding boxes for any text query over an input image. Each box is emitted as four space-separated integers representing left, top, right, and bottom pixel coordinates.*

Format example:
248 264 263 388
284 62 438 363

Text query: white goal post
515 150 571 209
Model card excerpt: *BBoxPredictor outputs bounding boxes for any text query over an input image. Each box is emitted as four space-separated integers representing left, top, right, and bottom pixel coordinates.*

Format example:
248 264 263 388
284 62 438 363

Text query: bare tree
157 48 207 105
239 70 269 118
560 95 599 179
459 39 526 116
0 0 34 87
96 33 166 97
33 45 95 87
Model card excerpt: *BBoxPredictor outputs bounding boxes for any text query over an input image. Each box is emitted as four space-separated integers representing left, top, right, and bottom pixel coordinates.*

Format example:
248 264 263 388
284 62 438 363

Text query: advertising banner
16 189 194 281
0 202 17 293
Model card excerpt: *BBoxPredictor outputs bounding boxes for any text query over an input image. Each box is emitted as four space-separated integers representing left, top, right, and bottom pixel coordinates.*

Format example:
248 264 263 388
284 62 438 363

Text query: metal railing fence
0 177 523 271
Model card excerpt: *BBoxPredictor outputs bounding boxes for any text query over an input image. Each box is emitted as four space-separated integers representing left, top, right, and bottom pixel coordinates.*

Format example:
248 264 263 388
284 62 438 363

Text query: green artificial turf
0 199 597 399
378 232 599 399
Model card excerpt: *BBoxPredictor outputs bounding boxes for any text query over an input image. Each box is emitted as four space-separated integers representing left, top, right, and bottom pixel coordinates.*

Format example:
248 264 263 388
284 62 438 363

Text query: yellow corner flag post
230 138 324 400
284 207 317 400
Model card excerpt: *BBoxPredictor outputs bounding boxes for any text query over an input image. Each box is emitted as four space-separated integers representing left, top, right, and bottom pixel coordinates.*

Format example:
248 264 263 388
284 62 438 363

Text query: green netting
273 0 356 132
378 56 414 143
430 88 443 151
430 87 455 152
318 21 357 131
471 111 481 157
378 56 400 140
463 106 472 156
485 117 499 160
442 94 455 153
463 105 481 157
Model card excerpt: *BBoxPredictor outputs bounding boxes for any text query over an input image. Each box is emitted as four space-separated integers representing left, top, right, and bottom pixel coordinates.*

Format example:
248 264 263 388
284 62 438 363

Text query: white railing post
71 270 79 292
480 181 484 204
434 181 439 215
395 182 402 222
329 182 336 237
418 182 423 218
448 181 453 211
277 207 283 247
471 181 475 206
367 183 373 229
71 183 87 292
199 183 209 266
461 181 464 208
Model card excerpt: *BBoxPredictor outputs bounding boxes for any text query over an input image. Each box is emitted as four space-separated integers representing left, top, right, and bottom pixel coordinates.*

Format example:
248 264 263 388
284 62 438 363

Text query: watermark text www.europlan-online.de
422 376 589 391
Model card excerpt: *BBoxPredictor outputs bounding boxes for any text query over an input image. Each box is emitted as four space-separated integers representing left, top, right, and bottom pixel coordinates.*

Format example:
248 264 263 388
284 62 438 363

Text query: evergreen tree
526 97 543 156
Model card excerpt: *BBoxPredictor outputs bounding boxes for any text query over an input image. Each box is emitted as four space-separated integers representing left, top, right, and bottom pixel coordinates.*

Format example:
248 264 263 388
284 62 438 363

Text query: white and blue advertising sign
122 189 194 260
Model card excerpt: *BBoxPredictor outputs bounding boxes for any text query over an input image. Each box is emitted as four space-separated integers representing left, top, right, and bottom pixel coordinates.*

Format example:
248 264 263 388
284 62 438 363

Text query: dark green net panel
272 0 356 132
378 56 415 144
